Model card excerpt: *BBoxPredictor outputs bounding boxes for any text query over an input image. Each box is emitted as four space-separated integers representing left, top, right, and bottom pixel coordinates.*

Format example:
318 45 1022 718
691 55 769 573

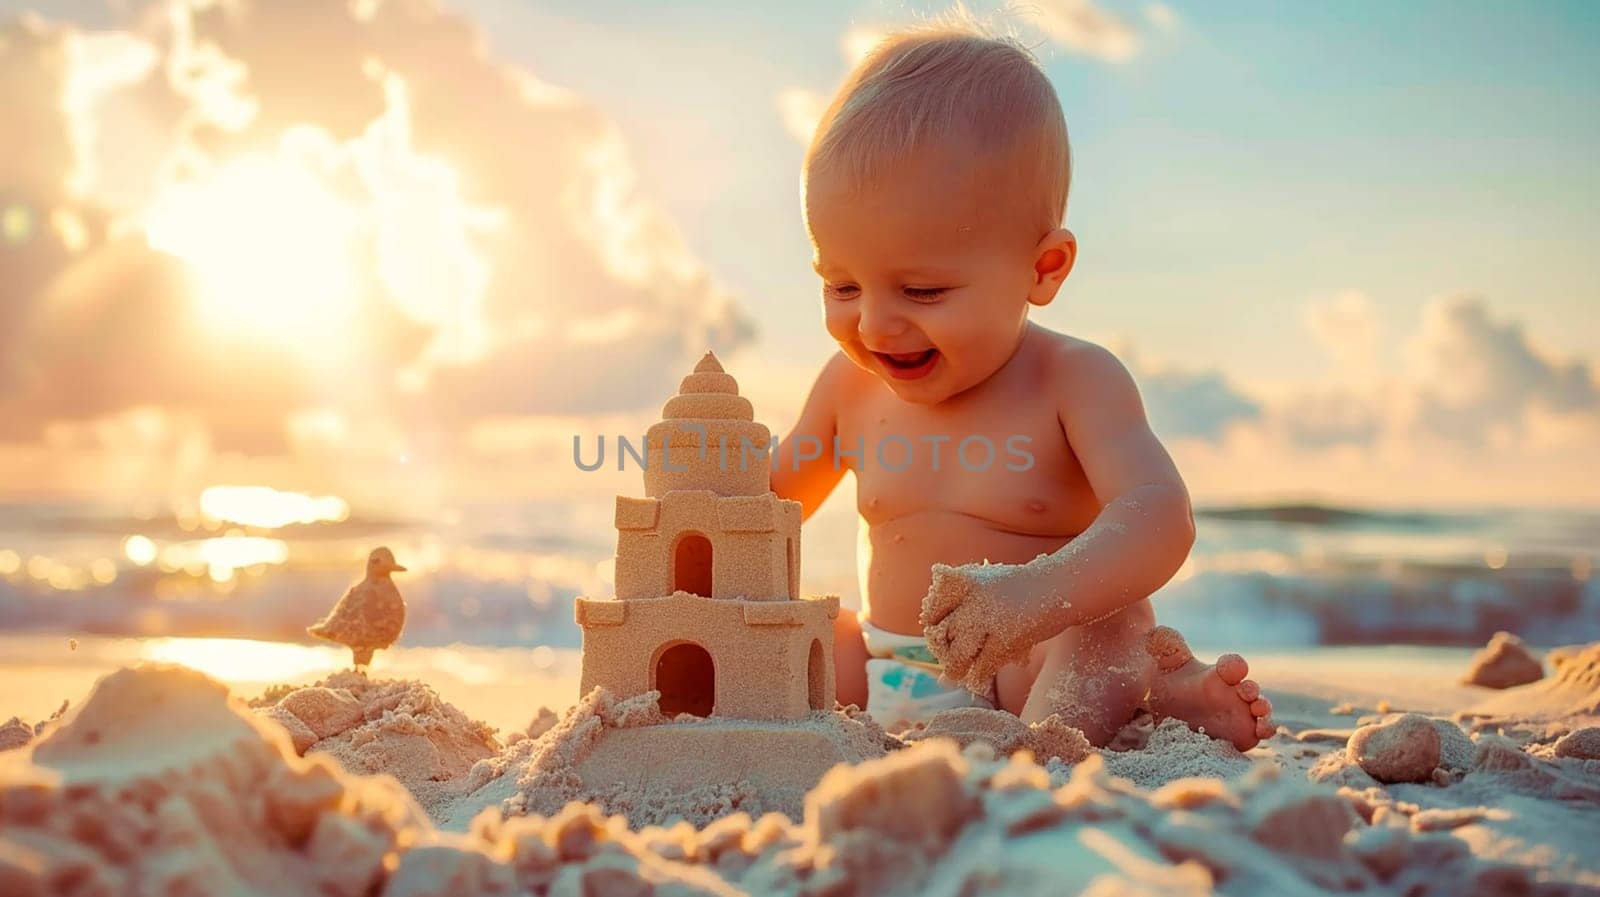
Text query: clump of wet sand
1099 717 1255 788
901 706 1093 763
250 670 500 820
1461 631 1545 689
1554 727 1600 761
0 717 33 752
1347 713 1442 784
0 701 69 754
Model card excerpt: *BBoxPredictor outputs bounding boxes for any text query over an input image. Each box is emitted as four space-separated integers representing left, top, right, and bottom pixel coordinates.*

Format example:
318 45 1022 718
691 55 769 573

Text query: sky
0 0 1596 512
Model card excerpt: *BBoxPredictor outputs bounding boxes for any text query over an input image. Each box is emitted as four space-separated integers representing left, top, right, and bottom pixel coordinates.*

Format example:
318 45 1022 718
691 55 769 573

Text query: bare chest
836 391 1100 536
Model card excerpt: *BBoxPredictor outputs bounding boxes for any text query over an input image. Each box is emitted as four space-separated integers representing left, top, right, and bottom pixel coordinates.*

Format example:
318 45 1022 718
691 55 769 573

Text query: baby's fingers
926 618 954 666
920 565 971 629
963 644 1005 695
941 620 986 686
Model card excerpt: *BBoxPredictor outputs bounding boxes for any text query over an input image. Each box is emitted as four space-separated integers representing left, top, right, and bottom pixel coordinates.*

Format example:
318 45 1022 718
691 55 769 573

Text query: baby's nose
856 293 909 342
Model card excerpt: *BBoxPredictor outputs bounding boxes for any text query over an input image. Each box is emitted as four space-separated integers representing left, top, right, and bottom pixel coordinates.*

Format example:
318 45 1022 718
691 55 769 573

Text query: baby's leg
832 610 870 710
1145 626 1274 751
998 599 1158 745
997 602 1274 750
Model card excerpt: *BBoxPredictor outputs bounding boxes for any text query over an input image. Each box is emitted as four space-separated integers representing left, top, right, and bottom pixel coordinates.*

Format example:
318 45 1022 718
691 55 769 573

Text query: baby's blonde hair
803 22 1071 240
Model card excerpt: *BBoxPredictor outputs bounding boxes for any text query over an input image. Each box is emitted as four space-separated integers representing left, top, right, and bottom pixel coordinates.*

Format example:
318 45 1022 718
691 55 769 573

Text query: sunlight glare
144 153 361 339
124 534 157 566
199 485 350 529
141 637 341 684
158 536 289 581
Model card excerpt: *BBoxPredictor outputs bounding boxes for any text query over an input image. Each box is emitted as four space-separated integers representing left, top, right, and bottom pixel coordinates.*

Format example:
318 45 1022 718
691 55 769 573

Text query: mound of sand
901 707 1093 763
447 687 893 830
1554 727 1600 760
1348 714 1442 784
473 742 1541 896
250 670 500 820
1100 717 1255 788
1461 631 1544 689
1 665 433 896
4 662 1597 896
0 718 32 753
1468 641 1600 722
0 702 69 755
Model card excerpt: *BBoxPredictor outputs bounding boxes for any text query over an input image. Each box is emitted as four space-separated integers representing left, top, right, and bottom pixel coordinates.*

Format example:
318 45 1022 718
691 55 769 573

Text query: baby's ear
1028 228 1077 307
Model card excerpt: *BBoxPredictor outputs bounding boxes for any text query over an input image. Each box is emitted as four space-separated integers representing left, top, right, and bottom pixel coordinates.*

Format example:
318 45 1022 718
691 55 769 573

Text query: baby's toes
1236 679 1260 702
1250 695 1273 737
1214 653 1249 686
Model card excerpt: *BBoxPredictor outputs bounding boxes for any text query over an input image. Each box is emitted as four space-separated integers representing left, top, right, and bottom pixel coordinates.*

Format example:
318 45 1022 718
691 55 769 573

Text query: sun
144 154 363 341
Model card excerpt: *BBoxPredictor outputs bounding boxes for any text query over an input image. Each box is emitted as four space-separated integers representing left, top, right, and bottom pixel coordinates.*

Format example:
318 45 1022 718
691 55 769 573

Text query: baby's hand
921 561 1048 694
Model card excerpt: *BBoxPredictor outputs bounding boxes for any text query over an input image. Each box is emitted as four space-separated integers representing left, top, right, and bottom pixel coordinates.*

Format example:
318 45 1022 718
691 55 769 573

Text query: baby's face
806 151 1042 404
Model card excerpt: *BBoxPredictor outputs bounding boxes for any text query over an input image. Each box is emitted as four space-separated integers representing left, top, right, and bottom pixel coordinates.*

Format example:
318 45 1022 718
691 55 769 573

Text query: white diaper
860 613 993 730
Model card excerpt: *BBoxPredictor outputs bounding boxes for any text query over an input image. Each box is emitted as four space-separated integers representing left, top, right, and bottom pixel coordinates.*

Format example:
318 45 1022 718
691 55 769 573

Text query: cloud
1303 289 1381 377
0 0 754 460
1271 390 1385 450
1263 293 1600 452
840 23 893 65
776 86 828 146
773 24 889 147
1114 293 1599 504
1408 294 1598 441
774 0 1152 148
1143 3 1178 32
1124 353 1261 443
1018 0 1140 63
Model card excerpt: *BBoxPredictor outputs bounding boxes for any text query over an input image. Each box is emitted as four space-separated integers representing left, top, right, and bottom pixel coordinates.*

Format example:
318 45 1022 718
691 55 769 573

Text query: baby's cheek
822 304 858 345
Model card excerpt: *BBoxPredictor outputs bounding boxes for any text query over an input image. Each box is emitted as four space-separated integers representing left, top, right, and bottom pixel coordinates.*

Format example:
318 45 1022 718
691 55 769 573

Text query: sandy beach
3 634 1597 895
4 0 1598 893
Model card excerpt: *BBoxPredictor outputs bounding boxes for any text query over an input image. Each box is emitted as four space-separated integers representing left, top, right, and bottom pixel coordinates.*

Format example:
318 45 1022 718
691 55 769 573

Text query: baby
770 26 1273 749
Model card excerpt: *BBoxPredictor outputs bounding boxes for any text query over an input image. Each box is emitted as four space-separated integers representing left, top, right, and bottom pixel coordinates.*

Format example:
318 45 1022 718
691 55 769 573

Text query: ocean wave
2 500 1595 651
1196 503 1465 528
1157 563 1600 649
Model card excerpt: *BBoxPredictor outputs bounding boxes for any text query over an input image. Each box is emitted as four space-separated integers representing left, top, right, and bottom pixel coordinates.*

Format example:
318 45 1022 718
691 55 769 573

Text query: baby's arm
1040 343 1196 620
770 351 853 521
924 344 1196 688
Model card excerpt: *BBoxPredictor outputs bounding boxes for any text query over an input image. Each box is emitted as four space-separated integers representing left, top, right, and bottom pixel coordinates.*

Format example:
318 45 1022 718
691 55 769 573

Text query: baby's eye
822 282 859 300
903 287 948 302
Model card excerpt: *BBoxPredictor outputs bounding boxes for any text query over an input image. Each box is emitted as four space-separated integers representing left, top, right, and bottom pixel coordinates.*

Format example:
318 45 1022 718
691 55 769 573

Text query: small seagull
308 547 408 668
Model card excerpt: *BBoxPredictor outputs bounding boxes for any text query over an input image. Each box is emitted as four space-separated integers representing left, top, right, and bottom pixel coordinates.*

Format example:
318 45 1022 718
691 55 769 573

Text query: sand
1 665 434 896
1461 631 1545 689
1346 713 1442 784
444 686 893 830
0 718 33 753
3 647 1599 895
901 707 1093 764
922 558 1050 693
249 670 501 820
1466 640 1600 723
0 701 68 755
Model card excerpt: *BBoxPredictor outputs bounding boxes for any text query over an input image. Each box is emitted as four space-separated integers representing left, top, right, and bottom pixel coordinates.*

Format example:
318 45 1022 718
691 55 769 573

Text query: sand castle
574 351 839 720
470 352 889 826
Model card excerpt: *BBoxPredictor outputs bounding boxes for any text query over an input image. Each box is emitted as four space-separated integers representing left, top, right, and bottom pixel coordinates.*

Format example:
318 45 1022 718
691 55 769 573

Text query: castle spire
694 351 724 374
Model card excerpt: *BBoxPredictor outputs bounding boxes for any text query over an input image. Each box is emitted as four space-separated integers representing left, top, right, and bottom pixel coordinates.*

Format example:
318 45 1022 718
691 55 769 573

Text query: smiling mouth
872 348 939 379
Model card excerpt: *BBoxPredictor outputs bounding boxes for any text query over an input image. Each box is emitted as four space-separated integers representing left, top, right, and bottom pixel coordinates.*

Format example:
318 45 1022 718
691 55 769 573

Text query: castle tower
575 352 838 721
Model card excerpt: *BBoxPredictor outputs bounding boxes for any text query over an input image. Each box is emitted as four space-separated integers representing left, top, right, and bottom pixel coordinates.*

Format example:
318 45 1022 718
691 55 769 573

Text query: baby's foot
1144 626 1273 751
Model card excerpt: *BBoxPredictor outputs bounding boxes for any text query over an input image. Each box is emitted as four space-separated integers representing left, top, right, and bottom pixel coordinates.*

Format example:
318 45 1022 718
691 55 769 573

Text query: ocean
0 497 1594 653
